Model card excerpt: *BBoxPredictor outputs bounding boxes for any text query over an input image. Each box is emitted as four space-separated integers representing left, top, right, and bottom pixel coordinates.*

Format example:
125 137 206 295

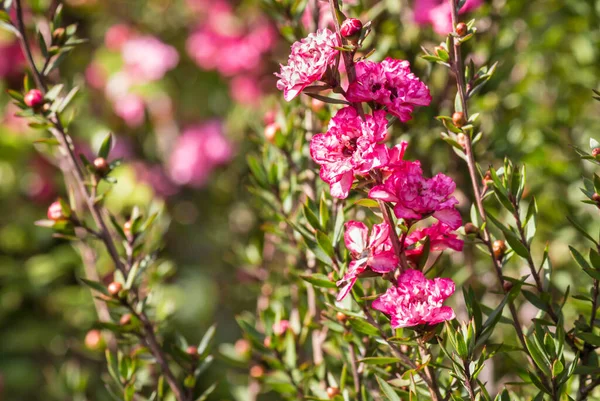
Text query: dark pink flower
168 121 233 187
369 162 461 229
0 40 24 78
346 58 431 122
121 36 179 82
336 221 398 301
372 269 455 328
275 29 339 101
310 107 388 199
404 222 464 258
413 0 482 35
340 18 363 40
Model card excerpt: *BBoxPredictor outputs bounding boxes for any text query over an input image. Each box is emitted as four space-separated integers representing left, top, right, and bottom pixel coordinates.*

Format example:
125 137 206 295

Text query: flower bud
503 281 513 292
234 339 251 355
336 312 347 323
84 329 104 350
264 122 280 144
327 387 340 399
492 240 506 259
52 27 66 45
452 111 466 127
592 148 600 158
24 89 44 108
47 200 66 221
93 157 109 175
483 171 493 187
340 18 363 41
263 336 272 348
107 281 122 297
464 222 478 236
457 133 467 149
272 320 290 336
455 22 468 36
249 365 265 378
119 313 132 326
186 345 198 357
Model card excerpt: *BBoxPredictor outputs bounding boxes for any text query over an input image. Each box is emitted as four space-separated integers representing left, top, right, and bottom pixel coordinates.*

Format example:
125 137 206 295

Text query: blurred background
0 0 599 399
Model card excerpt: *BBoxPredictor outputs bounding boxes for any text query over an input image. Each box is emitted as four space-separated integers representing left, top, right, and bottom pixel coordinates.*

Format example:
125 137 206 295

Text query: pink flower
372 269 455 328
105 24 133 51
310 107 389 199
336 221 398 301
369 162 462 229
230 75 262 106
346 58 431 122
168 121 233 187
413 0 482 35
121 36 179 82
275 29 339 101
404 222 464 258
113 94 145 128
272 320 290 336
0 40 24 78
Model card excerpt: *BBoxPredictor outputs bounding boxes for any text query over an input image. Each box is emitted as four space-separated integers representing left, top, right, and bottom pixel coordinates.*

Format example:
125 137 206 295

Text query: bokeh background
1 0 599 399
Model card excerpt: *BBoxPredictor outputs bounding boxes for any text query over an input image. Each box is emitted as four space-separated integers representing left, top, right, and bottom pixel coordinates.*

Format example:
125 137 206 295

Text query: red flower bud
492 240 506 259
93 157 109 175
503 281 513 292
592 148 600 157
464 222 479 235
249 365 265 378
84 329 104 350
24 89 44 108
340 18 363 41
327 387 340 399
186 345 198 357
107 281 122 297
592 193 600 202
455 22 468 36
452 111 466 127
47 200 66 221
336 312 347 323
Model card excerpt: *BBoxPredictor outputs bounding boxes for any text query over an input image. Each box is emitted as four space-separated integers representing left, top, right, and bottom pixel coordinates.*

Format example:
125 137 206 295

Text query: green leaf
525 335 551 377
98 132 113 159
375 375 402 401
197 324 216 358
78 278 109 295
358 357 402 365
299 273 337 289
552 359 564 377
196 383 217 401
576 332 600 346
347 317 379 336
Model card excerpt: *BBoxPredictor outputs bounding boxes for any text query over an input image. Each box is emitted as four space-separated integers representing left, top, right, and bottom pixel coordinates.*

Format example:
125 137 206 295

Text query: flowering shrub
1 0 600 400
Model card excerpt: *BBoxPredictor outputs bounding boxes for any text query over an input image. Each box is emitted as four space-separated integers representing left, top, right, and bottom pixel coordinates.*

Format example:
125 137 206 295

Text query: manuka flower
404 222 464 258
369 161 461 229
276 29 339 101
346 58 431 122
336 221 398 301
121 36 179 83
310 107 388 199
372 269 455 328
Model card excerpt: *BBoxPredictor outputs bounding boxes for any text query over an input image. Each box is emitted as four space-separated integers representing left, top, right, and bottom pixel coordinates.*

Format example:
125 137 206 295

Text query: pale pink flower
310 107 388 199
113 94 145 128
337 221 398 301
275 29 339 101
413 0 482 35
372 269 455 328
346 58 431 122
121 36 179 82
230 75 262 106
168 121 233 187
85 63 107 90
272 320 290 336
369 161 462 229
105 24 133 51
404 222 464 258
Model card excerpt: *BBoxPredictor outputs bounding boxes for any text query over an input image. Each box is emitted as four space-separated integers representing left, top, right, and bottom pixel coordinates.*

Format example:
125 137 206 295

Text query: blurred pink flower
300 0 333 31
404 222 464 257
105 24 133 51
346 58 431 122
272 320 290 336
230 75 262 106
3 103 29 133
413 0 482 35
0 40 24 78
369 161 462 229
121 36 179 82
168 121 233 187
336 221 398 301
113 94 145 128
85 63 108 90
275 29 339 101
372 269 455 328
310 107 388 199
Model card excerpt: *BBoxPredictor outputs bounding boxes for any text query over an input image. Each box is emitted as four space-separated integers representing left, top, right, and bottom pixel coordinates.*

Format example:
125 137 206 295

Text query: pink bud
47 200 65 221
272 320 290 336
264 122 280 144
340 18 363 40
24 89 44 108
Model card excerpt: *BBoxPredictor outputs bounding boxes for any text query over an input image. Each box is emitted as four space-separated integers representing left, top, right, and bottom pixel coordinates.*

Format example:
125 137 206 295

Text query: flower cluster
276 22 459 329
275 29 339 101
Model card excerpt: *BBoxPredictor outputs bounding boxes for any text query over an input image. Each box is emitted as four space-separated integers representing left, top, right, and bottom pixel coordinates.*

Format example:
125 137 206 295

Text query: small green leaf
358 357 402 365
348 317 379 336
98 132 113 159
299 273 337 289
375 375 402 401
197 324 216 358
79 278 109 295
